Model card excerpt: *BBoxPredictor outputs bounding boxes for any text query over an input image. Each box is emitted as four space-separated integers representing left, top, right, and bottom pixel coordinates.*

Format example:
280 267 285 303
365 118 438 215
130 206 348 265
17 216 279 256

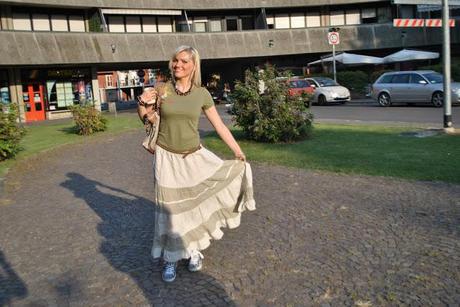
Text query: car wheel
378 92 391 107
431 91 443 107
318 95 327 105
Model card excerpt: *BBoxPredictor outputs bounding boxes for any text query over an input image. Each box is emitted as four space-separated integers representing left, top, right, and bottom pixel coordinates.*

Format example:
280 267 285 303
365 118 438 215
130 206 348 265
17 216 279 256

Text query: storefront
21 68 93 122
0 70 10 107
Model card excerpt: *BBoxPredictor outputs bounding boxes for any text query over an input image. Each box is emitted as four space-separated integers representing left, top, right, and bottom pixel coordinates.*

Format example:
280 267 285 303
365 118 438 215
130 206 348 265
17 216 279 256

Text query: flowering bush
231 65 313 143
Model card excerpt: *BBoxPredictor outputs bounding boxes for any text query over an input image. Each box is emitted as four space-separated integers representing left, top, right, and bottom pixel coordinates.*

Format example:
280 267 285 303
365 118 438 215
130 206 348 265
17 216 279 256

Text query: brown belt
156 142 202 158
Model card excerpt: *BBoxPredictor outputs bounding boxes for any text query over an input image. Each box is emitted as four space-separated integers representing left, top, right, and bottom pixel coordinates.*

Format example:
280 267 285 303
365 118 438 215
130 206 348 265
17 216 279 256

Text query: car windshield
314 78 338 87
289 80 309 88
422 73 443 84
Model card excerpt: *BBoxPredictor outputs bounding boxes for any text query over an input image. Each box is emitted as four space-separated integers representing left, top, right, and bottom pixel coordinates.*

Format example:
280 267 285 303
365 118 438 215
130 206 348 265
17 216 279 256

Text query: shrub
0 104 26 161
231 64 313 143
69 102 107 135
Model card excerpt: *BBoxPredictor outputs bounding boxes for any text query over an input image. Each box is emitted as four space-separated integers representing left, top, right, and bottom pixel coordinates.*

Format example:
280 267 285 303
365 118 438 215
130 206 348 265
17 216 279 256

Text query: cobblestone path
0 127 459 306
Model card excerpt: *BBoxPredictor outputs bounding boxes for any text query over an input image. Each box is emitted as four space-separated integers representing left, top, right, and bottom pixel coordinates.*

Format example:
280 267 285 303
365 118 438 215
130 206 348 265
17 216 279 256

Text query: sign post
328 31 340 82
442 0 453 131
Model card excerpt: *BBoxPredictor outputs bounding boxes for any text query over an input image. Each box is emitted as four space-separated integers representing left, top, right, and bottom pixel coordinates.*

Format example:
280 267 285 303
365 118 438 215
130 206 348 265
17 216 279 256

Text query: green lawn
203 124 460 184
0 112 142 177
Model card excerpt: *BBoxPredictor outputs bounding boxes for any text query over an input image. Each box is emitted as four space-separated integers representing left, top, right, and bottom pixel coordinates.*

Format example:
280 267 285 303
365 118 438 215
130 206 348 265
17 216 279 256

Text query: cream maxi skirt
151 145 256 262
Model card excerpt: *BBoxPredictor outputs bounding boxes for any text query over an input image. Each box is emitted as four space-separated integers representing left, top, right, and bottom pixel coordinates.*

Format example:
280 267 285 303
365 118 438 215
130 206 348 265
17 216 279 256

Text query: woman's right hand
138 87 158 106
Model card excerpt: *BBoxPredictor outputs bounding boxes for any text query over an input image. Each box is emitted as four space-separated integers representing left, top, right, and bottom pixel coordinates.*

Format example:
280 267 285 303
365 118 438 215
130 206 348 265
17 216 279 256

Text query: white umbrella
383 49 439 63
307 52 383 66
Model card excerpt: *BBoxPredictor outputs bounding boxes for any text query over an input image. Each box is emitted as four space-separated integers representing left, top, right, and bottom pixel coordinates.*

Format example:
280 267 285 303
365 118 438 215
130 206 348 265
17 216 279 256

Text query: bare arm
137 88 158 124
204 106 245 161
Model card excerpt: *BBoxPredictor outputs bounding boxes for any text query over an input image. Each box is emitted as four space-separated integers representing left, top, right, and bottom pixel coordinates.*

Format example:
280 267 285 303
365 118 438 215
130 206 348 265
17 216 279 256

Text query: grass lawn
0 112 142 177
203 124 460 184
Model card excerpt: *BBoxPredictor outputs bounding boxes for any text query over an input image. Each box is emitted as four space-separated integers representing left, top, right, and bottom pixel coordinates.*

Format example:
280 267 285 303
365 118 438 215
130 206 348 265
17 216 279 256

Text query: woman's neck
175 78 192 91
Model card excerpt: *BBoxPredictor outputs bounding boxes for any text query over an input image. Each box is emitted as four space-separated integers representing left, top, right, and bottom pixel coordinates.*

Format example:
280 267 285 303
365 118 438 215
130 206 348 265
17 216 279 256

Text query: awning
418 4 460 11
307 52 384 66
383 49 439 63
101 9 182 16
393 0 460 5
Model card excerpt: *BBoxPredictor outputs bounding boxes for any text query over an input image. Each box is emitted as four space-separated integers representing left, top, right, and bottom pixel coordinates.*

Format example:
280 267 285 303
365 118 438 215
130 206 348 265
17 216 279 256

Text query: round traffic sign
328 32 340 45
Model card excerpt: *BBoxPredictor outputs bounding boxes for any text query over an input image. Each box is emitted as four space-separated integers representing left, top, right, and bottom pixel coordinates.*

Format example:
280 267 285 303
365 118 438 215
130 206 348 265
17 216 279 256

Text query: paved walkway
0 121 459 306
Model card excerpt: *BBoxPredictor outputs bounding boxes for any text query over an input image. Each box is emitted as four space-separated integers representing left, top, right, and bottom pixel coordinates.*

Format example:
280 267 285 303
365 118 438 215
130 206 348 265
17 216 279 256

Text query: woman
137 46 255 283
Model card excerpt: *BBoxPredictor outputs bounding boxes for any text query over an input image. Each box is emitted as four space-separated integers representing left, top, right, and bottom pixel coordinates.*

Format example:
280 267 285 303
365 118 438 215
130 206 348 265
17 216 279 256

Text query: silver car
305 77 351 105
371 70 460 107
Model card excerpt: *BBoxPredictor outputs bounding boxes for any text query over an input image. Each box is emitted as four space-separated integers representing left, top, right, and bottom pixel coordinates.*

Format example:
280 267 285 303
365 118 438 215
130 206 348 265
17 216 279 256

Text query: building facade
0 0 459 121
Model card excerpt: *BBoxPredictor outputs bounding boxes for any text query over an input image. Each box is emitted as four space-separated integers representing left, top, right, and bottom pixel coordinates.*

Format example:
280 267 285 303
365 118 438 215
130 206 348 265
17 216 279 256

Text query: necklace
174 84 193 96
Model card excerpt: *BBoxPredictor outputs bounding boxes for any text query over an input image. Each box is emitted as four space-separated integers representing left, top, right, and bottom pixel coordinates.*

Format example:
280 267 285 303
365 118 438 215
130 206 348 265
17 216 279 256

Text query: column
8 68 26 123
91 66 101 111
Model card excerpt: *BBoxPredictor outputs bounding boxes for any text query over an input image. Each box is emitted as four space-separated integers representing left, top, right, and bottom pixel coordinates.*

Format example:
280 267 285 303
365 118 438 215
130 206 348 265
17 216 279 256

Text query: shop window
126 16 141 33
377 7 392 22
226 17 238 31
32 14 51 31
275 14 290 29
266 15 275 29
306 12 321 27
241 16 255 30
0 71 10 105
51 15 68 31
13 13 32 31
362 8 377 24
330 11 345 26
157 17 173 32
107 16 125 32
69 15 85 32
209 19 222 32
142 16 157 32
290 13 305 28
346 10 361 25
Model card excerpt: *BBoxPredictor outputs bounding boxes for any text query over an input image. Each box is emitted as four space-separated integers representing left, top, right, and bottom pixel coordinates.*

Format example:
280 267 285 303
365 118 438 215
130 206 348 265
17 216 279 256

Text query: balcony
0 23 458 66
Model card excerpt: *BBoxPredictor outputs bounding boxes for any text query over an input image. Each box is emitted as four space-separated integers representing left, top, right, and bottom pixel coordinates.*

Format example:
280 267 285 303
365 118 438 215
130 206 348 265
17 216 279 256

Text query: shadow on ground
60 172 234 306
0 250 28 306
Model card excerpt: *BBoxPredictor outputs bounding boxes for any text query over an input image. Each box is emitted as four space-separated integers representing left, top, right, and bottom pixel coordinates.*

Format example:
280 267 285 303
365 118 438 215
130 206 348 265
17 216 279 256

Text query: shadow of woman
60 172 234 306
0 249 28 306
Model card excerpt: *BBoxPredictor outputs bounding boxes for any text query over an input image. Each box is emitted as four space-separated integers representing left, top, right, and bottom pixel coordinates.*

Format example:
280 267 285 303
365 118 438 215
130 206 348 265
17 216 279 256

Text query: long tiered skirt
151 145 256 262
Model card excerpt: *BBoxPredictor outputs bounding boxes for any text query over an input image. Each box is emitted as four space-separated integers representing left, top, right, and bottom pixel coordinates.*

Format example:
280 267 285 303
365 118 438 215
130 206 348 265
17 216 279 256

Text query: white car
305 77 351 105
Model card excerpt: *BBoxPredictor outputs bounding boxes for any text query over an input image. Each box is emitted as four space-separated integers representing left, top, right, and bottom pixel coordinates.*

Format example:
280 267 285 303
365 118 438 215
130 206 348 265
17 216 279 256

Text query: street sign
328 32 340 45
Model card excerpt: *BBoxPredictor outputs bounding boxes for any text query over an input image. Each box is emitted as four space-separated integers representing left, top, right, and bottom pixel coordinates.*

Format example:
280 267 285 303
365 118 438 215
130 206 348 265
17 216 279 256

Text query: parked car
287 79 315 97
305 77 351 105
371 70 460 107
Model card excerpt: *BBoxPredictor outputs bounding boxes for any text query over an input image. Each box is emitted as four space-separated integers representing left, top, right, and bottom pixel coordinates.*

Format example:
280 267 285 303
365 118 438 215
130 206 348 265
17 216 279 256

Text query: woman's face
172 51 195 81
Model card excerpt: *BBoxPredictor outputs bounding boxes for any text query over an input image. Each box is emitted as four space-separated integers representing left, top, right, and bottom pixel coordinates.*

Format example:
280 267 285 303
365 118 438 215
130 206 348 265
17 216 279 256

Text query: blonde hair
168 45 201 87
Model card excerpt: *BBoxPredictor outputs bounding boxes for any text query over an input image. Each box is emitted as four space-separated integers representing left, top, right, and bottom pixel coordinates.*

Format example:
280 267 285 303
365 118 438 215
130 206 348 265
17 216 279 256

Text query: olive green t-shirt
157 83 214 152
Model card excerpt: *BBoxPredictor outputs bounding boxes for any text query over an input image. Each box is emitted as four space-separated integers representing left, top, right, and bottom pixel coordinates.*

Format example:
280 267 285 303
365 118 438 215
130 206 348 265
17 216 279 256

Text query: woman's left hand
235 151 246 162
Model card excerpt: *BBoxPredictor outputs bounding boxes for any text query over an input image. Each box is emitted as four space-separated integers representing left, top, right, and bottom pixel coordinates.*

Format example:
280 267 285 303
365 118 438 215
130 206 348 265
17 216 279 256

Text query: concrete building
0 0 459 122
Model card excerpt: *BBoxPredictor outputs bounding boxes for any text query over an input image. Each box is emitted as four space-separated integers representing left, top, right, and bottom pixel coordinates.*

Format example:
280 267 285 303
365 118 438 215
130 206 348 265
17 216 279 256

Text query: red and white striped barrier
393 19 424 27
425 19 456 27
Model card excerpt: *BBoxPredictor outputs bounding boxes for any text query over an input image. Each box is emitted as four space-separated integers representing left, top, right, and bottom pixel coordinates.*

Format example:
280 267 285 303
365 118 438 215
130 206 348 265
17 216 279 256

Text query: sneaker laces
190 250 204 265
164 262 176 275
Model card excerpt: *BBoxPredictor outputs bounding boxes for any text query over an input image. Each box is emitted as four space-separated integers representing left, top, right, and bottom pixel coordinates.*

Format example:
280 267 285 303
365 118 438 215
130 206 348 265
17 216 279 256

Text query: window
107 16 125 32
275 14 290 29
391 74 410 84
377 7 392 23
266 15 275 29
32 14 50 31
209 19 222 32
362 8 377 24
306 12 321 27
142 16 157 32
157 16 173 32
400 5 415 18
378 74 393 83
330 11 345 26
346 10 361 25
410 74 427 84
177 21 191 32
51 15 68 31
226 17 238 31
69 15 85 32
125 16 141 33
241 16 255 30
194 17 207 32
290 13 305 28
105 75 114 87
0 71 10 105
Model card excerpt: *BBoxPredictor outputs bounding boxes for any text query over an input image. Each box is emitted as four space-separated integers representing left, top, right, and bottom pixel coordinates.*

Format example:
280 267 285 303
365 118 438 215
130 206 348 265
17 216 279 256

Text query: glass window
0 71 10 105
177 21 191 32
391 74 410 84
241 16 255 30
377 7 392 23
126 16 141 33
142 16 157 32
13 13 32 31
306 12 321 27
69 15 85 32
194 18 207 32
378 74 393 83
32 14 50 31
290 13 305 28
346 10 361 25
51 15 68 31
400 5 415 18
107 16 125 32
362 8 377 24
226 18 238 31
266 15 275 29
157 16 173 32
422 73 443 84
275 14 290 29
410 74 427 84
330 11 345 26
209 19 222 32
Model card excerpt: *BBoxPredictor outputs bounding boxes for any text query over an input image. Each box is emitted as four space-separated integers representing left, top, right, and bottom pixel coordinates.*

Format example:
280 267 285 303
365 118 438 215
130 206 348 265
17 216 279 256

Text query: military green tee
157 82 214 152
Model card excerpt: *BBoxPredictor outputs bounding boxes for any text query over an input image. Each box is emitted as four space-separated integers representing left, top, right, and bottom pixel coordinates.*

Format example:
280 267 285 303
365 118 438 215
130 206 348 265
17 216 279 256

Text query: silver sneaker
188 250 204 272
162 261 177 282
